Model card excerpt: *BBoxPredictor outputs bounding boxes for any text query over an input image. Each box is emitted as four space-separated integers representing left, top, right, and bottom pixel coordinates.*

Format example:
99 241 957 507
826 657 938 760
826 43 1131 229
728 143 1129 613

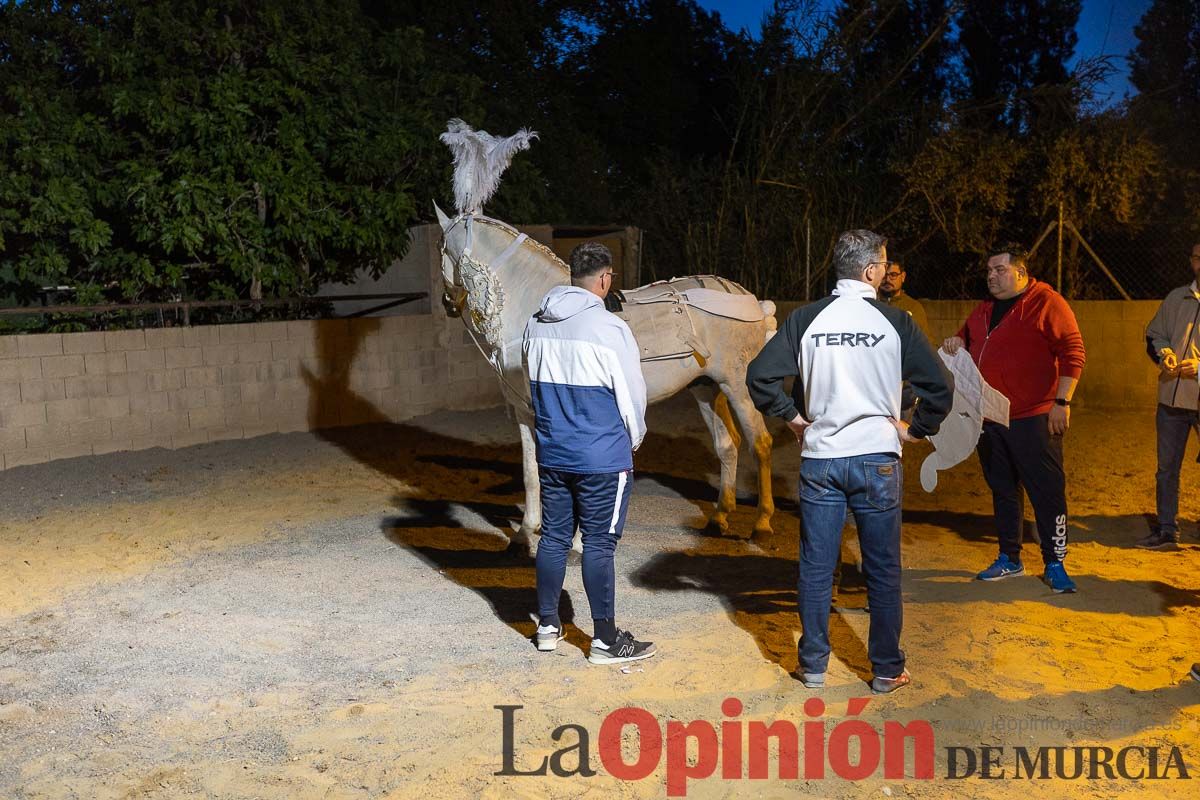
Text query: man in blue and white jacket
522 242 655 665
747 229 951 694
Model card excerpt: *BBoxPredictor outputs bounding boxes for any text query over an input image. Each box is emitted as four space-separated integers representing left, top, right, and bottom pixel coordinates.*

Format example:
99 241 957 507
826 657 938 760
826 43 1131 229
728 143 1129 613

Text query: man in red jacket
942 244 1086 593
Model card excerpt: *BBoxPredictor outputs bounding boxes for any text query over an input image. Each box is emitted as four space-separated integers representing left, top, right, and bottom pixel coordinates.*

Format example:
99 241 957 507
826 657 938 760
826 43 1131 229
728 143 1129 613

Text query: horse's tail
759 300 777 342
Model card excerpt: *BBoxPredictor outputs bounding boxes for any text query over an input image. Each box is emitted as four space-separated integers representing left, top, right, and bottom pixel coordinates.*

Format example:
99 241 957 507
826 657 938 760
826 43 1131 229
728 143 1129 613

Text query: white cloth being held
920 349 1010 492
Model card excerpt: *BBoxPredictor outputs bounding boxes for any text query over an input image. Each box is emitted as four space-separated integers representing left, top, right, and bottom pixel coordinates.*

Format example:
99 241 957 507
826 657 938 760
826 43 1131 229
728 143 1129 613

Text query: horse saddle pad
613 275 762 362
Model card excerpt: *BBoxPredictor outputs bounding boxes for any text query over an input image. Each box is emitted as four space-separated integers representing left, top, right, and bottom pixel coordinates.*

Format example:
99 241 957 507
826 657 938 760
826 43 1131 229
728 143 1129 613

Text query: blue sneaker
1042 562 1077 594
976 554 1024 581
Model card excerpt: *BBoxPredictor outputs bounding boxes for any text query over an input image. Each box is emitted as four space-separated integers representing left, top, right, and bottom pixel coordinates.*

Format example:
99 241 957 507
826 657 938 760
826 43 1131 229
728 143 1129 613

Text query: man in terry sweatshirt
942 244 1086 593
522 242 655 666
746 229 951 694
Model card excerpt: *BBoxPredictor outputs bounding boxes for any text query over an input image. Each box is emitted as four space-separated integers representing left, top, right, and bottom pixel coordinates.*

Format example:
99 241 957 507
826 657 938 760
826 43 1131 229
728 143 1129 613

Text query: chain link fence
898 220 1199 303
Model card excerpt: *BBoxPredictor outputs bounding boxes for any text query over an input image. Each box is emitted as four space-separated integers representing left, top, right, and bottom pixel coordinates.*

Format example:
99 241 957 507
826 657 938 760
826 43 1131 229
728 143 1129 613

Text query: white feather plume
440 118 537 215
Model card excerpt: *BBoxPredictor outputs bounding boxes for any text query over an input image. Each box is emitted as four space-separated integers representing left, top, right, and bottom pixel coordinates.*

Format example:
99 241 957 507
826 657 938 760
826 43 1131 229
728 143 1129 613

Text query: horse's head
435 201 468 317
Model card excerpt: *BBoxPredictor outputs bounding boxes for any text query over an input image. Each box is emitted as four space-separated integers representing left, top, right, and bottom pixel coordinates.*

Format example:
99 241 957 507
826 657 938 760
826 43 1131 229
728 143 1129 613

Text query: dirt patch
0 397 1198 798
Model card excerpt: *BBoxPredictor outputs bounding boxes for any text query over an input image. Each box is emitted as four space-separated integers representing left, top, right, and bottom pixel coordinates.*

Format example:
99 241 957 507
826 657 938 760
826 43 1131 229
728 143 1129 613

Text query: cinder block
110 415 152 440
168 387 208 411
89 396 129 419
65 375 109 399
252 322 289 342
164 347 203 369
0 337 17 359
145 328 184 350
103 330 146 351
188 405 225 429
92 439 133 456
265 361 296 381
204 385 242 407
130 392 170 415
145 369 184 393
84 352 127 375
238 342 272 363
41 355 84 380
182 326 220 348
4 403 48 428
125 349 166 372
224 403 261 425
217 324 256 345
17 334 63 358
108 372 150 396
239 382 269 403
5 449 49 469
172 429 210 448
69 418 111 443
286 320 318 343
219 364 258 385
0 360 19 383
149 411 188 435
0 383 21 408
24 422 70 448
16 358 43 381
20 380 65 404
0 426 25 451
270 340 302 361
185 367 219 388
203 345 239 366
63 331 106 355
49 443 95 461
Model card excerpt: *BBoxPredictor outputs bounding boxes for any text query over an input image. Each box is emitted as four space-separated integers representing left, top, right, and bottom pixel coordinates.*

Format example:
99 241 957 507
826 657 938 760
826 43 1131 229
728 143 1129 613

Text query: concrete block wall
0 315 502 470
774 299 1164 411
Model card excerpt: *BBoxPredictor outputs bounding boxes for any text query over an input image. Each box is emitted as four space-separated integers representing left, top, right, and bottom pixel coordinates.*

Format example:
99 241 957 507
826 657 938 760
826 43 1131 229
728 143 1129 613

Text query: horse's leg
690 384 740 535
515 421 541 552
518 419 581 554
721 380 775 536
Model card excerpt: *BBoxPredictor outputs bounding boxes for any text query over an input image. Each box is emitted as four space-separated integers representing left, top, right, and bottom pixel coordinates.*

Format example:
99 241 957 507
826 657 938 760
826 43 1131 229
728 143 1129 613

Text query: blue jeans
536 469 632 625
1156 403 1200 535
798 453 904 679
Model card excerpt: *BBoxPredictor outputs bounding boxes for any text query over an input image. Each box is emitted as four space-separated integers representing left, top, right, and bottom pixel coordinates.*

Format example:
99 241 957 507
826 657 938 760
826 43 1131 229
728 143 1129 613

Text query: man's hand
942 336 965 355
1048 403 1070 435
1160 347 1179 375
1179 357 1199 379
786 412 810 444
890 417 917 443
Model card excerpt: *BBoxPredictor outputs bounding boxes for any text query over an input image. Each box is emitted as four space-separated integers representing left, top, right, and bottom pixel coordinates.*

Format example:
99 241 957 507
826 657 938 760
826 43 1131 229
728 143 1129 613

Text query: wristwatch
1054 398 1070 407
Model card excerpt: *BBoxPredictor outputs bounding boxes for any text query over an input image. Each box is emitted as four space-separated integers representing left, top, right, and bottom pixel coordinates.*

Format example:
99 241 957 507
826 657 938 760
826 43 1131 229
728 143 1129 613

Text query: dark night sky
697 0 1153 106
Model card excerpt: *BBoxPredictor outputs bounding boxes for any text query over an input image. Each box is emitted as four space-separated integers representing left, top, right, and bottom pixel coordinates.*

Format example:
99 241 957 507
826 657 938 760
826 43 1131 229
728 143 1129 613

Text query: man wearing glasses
522 242 656 665
880 260 932 343
747 229 951 694
942 244 1086 593
1140 242 1200 549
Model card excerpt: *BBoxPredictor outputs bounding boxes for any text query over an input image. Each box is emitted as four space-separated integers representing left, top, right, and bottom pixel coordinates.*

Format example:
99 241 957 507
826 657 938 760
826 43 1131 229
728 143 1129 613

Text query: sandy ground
1 394 1198 799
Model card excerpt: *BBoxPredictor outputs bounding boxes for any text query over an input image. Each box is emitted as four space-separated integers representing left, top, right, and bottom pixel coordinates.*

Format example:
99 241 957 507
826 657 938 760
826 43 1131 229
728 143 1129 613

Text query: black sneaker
587 630 657 665
1136 530 1179 550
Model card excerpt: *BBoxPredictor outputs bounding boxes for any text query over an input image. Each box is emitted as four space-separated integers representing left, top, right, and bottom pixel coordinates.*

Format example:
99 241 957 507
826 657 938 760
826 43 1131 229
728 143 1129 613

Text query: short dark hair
989 242 1029 271
833 229 887 280
569 242 613 280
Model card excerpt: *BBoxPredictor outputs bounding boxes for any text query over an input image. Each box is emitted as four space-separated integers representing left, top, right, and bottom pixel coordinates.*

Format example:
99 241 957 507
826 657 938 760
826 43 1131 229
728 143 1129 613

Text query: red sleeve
1042 294 1086 379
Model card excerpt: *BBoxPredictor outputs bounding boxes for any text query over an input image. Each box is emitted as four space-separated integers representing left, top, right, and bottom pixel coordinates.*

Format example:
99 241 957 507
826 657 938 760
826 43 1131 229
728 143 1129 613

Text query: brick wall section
0 315 501 470
774 298 1164 411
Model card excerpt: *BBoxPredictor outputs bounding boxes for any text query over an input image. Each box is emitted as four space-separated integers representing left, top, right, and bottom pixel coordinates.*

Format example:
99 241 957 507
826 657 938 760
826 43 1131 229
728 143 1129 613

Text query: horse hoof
708 514 730 535
753 519 774 537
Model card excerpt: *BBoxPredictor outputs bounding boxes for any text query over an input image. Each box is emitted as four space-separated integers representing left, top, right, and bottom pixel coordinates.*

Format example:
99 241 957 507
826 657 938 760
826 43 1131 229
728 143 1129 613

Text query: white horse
435 205 778 547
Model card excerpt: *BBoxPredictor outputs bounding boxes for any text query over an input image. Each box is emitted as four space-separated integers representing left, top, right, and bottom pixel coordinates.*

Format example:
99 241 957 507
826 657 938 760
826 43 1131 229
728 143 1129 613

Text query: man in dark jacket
747 229 951 694
942 244 1086 593
1140 241 1200 549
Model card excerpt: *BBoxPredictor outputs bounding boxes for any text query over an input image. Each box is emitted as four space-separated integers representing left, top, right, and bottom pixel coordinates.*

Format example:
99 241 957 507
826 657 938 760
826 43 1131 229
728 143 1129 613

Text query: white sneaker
535 624 566 652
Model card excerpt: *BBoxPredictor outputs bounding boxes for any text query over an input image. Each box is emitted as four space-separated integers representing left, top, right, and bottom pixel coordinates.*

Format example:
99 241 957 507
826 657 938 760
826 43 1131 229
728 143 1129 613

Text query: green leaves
0 0 461 307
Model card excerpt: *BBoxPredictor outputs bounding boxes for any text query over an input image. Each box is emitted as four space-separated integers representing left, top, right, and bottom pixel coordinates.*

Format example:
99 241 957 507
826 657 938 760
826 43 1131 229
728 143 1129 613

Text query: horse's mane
470 215 569 277
439 119 537 216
